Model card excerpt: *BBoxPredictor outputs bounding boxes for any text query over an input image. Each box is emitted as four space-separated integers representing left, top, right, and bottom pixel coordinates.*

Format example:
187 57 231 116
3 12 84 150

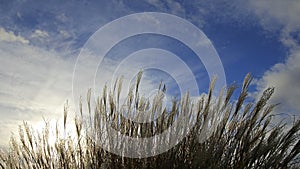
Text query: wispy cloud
31 29 49 39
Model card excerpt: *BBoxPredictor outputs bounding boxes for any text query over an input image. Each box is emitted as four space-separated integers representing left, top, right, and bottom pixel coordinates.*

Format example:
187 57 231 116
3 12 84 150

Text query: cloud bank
249 0 300 119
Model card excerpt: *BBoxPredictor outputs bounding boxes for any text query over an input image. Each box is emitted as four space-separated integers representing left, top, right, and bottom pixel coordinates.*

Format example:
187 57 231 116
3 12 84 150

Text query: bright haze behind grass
0 0 300 148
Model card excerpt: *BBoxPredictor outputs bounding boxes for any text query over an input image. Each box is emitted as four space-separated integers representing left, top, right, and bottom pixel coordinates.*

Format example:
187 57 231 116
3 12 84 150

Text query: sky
0 0 300 148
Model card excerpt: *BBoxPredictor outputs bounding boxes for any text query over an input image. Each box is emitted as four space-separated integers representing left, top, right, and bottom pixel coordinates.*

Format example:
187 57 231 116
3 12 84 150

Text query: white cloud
249 0 300 119
254 47 300 115
0 27 29 44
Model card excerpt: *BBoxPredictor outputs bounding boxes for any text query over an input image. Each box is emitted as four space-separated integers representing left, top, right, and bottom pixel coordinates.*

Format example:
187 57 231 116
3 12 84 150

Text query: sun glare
33 117 77 147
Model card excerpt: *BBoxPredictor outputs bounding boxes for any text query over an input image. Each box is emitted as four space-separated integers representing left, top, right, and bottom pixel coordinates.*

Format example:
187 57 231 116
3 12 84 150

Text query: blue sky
0 0 300 147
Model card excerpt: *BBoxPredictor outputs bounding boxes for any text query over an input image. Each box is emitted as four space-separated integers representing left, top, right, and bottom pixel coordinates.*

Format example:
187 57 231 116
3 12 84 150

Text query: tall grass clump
0 72 299 169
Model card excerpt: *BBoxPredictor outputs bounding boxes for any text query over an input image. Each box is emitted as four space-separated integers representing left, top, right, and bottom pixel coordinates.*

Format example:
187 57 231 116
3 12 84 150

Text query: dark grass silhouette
0 73 299 169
